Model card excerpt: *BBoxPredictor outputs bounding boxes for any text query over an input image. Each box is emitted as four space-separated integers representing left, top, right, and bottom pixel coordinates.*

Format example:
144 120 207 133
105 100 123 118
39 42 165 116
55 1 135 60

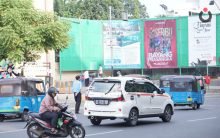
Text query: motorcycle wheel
69 125 86 138
27 123 43 138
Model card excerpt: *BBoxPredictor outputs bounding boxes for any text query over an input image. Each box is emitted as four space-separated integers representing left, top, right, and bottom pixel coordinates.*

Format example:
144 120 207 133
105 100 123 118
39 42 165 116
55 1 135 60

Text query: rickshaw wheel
192 103 197 110
0 114 5 122
21 110 29 121
197 104 200 109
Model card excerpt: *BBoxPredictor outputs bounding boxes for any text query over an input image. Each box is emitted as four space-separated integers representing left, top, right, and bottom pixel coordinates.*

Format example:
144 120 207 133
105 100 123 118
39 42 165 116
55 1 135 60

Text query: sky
139 0 220 17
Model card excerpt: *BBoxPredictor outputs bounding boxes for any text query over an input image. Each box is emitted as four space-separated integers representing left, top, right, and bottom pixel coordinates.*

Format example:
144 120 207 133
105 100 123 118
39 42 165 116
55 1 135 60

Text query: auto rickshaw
0 77 45 121
159 75 176 94
169 75 206 110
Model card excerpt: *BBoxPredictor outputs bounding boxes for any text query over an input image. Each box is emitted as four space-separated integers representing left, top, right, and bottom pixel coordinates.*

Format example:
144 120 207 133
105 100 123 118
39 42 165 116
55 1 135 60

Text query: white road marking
86 130 124 137
187 117 217 122
203 105 219 107
0 129 25 134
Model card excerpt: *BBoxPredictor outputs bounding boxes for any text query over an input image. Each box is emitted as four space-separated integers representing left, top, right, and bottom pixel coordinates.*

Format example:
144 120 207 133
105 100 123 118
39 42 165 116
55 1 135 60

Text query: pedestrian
72 75 82 114
117 70 122 76
84 70 89 87
98 64 103 77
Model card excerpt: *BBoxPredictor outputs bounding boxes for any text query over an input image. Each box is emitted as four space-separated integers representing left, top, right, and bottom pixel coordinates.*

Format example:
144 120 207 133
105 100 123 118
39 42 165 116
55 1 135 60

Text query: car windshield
161 80 170 87
90 81 121 93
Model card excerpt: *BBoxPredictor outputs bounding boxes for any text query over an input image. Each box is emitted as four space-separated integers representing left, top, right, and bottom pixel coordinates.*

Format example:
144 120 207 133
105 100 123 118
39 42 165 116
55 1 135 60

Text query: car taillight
16 99 20 106
112 94 125 102
85 96 92 101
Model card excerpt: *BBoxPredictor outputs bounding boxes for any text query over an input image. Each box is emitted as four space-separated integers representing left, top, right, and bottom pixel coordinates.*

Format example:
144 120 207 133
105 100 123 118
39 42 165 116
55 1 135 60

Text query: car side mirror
160 89 165 94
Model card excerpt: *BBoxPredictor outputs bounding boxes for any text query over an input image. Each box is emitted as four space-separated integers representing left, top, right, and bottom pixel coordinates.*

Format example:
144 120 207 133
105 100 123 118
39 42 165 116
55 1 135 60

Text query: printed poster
188 16 216 66
103 21 141 69
144 20 177 68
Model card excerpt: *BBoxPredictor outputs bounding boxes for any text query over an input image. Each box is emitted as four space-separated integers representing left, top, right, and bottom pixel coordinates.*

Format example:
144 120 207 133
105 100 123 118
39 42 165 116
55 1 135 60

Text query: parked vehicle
84 77 174 126
159 75 176 94
25 104 85 138
123 74 151 80
169 75 206 110
0 77 45 122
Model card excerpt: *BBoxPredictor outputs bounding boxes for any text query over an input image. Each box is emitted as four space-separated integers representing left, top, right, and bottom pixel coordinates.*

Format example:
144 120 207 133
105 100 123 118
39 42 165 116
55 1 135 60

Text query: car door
27 81 38 112
125 81 151 115
35 81 45 112
145 82 165 114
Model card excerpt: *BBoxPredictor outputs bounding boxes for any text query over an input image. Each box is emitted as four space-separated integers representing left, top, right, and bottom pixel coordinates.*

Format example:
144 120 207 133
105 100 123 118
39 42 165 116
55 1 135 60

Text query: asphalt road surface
0 93 220 138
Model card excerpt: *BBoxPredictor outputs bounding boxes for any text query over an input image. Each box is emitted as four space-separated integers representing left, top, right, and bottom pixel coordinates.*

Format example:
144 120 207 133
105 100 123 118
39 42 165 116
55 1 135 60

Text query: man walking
84 70 89 87
72 75 82 114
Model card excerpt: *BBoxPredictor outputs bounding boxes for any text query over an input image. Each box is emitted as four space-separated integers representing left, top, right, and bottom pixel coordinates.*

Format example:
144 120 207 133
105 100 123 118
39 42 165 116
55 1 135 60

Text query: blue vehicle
169 75 206 110
159 75 176 94
0 77 45 121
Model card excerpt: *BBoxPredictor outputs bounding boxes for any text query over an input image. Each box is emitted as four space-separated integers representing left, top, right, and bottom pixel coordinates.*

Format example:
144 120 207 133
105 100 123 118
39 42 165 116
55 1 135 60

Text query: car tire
90 117 102 126
127 108 138 126
21 110 29 121
161 105 172 122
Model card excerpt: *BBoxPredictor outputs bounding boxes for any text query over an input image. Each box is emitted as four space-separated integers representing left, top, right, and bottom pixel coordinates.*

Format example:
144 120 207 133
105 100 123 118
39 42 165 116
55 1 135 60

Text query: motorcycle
24 104 85 138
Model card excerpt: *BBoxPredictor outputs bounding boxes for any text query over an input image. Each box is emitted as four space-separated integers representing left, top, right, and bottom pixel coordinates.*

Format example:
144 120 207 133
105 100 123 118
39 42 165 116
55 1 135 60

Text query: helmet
47 87 59 95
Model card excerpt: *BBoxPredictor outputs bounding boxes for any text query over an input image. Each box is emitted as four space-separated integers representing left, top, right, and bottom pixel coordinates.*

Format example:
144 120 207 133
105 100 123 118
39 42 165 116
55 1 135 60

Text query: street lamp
109 6 113 77
109 6 128 77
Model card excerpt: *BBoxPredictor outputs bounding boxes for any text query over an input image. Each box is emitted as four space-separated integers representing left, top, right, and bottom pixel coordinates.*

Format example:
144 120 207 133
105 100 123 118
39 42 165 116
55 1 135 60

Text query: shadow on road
87 119 163 128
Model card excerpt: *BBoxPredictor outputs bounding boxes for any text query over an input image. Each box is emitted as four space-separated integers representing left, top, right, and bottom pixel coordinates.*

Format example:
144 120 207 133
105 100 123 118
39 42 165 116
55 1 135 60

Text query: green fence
60 15 220 72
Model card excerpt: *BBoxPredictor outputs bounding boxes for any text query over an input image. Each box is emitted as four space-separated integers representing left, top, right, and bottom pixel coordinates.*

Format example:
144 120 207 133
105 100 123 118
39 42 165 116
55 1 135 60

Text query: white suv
84 77 174 126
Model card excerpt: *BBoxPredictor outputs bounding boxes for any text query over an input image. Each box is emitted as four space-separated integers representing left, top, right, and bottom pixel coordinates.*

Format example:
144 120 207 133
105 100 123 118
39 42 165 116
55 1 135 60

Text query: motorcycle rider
39 87 60 134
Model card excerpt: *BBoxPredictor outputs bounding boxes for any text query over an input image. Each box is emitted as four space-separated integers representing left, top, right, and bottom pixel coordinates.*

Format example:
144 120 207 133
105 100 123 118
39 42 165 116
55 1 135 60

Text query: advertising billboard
144 20 177 68
103 20 141 69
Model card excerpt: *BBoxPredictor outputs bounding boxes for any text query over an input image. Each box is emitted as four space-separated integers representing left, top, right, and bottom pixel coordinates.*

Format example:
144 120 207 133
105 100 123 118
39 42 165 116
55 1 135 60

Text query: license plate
94 100 109 105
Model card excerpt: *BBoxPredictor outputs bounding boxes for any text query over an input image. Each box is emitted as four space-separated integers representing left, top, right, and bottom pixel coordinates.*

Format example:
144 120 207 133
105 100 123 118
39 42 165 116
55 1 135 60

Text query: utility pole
109 6 113 76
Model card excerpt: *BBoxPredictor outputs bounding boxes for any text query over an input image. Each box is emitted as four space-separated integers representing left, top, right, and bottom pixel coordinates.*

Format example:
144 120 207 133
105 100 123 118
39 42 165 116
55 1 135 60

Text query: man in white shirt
98 64 103 77
72 75 82 114
84 70 89 87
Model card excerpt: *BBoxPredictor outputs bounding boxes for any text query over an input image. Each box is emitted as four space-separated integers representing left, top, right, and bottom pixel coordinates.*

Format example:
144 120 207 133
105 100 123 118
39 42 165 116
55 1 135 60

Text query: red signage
144 20 177 68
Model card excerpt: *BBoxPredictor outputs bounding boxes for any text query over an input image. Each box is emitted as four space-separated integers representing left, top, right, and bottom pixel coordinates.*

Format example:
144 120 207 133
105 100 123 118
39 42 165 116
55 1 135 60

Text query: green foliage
0 0 70 63
54 0 148 20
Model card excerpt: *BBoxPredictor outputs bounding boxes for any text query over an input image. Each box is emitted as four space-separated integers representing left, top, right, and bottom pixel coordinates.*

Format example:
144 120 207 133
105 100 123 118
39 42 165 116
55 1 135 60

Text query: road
0 93 220 138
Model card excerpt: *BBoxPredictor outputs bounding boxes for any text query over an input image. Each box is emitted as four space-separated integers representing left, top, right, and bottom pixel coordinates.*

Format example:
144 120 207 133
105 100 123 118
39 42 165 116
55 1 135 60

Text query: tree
54 0 148 20
0 0 70 63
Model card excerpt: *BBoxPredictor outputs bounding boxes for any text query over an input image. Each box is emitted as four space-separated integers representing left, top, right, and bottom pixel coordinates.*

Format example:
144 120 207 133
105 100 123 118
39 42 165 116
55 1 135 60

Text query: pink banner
144 20 177 68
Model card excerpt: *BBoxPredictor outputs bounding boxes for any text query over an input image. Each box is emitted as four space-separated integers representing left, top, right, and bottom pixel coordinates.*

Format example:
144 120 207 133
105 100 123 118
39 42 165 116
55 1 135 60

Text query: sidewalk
55 87 88 112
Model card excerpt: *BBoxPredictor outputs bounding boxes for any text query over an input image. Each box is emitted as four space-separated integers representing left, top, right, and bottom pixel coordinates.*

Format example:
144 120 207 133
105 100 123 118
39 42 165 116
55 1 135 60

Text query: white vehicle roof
93 77 154 87
94 76 151 82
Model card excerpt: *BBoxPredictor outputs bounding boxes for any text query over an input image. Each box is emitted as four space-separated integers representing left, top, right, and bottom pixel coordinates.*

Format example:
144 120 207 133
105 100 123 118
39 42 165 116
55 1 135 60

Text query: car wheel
161 105 172 122
0 114 4 122
127 108 138 126
21 110 29 121
90 117 102 126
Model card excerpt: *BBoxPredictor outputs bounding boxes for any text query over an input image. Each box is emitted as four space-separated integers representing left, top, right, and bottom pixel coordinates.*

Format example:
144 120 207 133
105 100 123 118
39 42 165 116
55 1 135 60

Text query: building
23 0 56 86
